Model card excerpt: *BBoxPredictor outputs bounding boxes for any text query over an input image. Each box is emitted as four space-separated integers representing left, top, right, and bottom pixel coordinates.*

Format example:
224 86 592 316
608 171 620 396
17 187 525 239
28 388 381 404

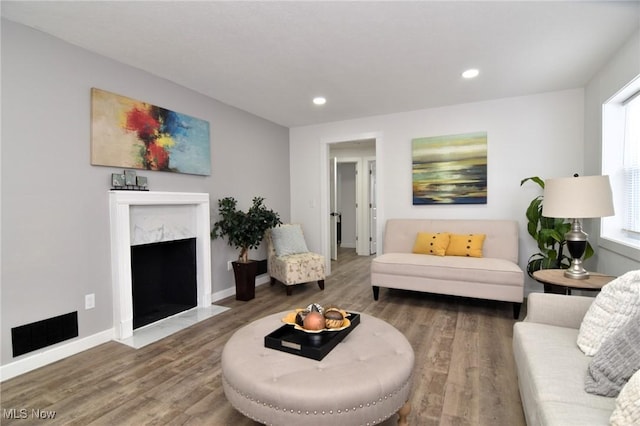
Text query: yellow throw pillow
446 234 486 257
412 232 450 256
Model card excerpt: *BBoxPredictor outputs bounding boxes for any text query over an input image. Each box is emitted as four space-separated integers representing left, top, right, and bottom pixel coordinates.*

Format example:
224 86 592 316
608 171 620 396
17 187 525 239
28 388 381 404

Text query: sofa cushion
610 369 640 426
412 232 450 256
445 233 486 257
585 312 640 397
271 224 309 257
513 322 616 426
371 253 522 286
577 270 640 356
538 401 614 426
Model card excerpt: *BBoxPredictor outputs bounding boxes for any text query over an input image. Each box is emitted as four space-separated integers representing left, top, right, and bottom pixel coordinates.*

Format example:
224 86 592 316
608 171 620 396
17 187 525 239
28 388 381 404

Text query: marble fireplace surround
109 191 212 340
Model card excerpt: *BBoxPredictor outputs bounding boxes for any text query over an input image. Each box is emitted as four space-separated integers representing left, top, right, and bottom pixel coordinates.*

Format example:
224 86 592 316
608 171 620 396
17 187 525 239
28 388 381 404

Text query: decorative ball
303 311 325 330
295 311 307 327
324 308 344 329
306 303 324 314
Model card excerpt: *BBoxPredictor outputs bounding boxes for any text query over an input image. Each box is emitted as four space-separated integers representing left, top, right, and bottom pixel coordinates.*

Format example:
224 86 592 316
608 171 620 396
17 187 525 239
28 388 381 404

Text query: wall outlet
227 260 233 271
85 294 95 310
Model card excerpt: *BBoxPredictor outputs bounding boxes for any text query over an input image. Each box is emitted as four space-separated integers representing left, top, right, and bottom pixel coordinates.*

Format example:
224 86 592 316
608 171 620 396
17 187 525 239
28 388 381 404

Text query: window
623 92 640 235
602 74 640 255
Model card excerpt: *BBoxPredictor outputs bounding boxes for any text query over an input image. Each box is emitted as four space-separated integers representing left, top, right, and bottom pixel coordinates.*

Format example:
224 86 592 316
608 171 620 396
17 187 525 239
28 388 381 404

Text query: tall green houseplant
211 196 282 263
521 176 593 277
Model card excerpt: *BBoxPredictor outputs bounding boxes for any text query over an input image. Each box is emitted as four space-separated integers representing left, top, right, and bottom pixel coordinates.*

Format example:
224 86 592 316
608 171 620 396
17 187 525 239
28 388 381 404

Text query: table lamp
542 174 614 279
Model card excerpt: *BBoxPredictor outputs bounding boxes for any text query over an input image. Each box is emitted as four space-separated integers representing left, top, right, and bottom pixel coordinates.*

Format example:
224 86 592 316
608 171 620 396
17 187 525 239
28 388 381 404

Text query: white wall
1 20 290 367
584 29 640 275
290 89 586 294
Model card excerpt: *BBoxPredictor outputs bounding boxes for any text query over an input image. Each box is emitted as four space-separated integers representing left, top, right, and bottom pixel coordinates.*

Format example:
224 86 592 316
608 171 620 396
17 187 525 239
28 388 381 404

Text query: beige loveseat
371 219 524 318
513 290 640 426
513 293 615 425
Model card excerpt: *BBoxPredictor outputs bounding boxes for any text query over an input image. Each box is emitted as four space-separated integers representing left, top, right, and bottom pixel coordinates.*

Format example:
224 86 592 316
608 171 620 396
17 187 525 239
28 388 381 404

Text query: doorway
328 139 377 260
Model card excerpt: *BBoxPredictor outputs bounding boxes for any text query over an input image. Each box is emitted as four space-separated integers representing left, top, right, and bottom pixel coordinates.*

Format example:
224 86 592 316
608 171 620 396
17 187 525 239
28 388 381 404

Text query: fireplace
131 237 197 329
109 191 212 340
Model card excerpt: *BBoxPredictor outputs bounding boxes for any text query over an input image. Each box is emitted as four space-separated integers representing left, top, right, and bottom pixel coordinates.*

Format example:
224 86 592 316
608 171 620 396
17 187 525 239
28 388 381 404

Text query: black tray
264 312 360 360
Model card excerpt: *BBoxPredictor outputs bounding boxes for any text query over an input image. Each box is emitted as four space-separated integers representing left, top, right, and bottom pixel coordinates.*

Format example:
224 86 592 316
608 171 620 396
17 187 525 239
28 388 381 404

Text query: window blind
623 91 640 234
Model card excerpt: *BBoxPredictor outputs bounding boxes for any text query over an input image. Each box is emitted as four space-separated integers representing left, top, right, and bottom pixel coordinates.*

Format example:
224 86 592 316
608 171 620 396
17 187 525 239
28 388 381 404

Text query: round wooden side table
532 269 616 295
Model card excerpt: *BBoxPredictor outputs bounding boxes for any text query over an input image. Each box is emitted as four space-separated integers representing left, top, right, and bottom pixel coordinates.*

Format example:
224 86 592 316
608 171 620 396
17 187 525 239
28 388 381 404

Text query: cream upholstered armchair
265 224 325 296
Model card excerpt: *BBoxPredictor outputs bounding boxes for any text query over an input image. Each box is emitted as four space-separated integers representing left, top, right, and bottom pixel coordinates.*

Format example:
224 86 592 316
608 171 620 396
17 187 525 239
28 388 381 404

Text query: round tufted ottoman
221 312 414 426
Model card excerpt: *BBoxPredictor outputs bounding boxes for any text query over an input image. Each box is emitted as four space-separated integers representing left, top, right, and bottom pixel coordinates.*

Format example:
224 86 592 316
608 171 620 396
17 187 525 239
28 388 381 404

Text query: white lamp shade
542 175 615 219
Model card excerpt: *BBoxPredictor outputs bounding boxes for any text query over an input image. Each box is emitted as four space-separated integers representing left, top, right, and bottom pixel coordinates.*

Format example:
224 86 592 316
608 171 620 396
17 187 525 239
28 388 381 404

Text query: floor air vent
11 312 78 357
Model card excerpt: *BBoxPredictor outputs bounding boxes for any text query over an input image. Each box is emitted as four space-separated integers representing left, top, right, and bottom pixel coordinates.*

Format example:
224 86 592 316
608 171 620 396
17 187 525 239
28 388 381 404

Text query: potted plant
520 176 593 277
211 196 281 300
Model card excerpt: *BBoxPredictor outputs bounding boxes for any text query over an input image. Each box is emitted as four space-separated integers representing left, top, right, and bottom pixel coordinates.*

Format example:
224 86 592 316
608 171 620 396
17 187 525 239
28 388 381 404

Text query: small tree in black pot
211 196 281 300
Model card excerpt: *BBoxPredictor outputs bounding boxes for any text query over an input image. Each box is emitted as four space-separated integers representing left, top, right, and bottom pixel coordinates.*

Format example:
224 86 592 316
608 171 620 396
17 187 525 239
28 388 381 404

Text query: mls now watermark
3 408 57 420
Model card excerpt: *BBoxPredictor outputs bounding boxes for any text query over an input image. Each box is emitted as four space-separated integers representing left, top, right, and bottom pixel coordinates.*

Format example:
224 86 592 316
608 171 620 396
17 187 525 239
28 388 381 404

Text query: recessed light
313 97 327 105
462 69 480 79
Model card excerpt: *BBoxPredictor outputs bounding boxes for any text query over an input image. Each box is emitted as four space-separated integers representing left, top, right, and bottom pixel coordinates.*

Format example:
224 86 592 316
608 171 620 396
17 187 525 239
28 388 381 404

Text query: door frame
367 157 377 255
319 132 383 276
330 156 338 260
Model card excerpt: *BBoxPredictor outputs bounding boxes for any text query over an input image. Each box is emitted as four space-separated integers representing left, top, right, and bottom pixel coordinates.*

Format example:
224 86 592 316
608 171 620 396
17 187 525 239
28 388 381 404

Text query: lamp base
564 219 589 280
564 260 590 280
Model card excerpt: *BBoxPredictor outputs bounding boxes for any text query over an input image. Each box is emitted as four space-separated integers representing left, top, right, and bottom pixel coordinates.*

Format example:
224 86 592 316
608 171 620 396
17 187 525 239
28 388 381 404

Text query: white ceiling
2 1 639 128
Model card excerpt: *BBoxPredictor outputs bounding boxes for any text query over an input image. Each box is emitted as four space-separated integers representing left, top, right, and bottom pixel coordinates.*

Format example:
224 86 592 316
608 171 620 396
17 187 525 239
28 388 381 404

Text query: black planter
232 261 258 301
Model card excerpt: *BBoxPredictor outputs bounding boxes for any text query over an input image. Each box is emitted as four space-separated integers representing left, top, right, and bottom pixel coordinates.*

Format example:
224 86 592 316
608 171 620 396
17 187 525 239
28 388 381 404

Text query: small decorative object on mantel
111 173 125 188
124 169 136 186
111 169 149 191
136 176 148 190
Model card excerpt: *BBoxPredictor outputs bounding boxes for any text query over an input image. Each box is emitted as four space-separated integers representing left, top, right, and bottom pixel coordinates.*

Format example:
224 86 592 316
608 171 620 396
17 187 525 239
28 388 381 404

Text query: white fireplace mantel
109 191 212 340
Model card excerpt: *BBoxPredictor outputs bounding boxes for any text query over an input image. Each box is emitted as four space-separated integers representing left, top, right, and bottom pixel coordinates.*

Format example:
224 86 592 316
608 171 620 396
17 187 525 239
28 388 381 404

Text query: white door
330 156 338 260
369 160 377 254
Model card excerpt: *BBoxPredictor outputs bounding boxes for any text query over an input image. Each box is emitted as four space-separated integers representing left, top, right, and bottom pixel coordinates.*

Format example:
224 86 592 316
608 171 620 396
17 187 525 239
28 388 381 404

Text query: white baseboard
210 274 270 303
0 329 114 382
2 275 273 382
211 286 236 301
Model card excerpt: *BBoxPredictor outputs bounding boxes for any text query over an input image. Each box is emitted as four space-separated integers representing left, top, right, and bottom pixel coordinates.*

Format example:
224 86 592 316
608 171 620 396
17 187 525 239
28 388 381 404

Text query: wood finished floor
1 248 526 425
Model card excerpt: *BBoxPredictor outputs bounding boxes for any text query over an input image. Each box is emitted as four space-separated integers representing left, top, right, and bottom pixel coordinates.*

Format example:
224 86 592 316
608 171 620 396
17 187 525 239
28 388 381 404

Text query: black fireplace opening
131 237 197 330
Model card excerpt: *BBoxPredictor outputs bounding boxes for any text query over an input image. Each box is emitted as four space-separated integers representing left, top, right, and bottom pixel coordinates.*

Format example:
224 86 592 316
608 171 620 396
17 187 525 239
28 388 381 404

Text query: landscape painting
91 88 211 176
412 132 487 205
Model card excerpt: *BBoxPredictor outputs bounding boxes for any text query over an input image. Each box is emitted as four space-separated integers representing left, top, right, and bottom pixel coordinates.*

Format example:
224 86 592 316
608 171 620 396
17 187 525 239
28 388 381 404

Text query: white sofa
513 293 616 425
371 218 524 318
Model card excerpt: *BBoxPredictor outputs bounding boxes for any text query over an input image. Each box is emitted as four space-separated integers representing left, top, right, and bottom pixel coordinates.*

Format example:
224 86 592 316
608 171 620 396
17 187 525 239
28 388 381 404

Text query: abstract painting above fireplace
91 88 211 176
